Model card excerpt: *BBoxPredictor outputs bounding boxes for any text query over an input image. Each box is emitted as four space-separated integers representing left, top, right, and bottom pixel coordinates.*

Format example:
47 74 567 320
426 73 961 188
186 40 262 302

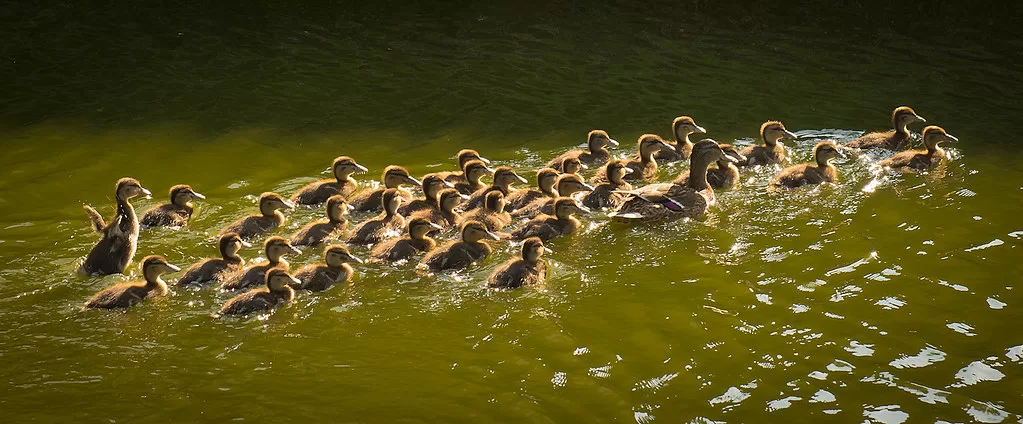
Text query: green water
2 2 1022 422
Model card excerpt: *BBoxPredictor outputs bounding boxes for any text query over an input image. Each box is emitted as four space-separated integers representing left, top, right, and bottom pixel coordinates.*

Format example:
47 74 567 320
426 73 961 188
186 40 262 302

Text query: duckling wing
772 164 811 187
847 130 896 150
83 205 107 233
291 180 342 205
348 188 384 212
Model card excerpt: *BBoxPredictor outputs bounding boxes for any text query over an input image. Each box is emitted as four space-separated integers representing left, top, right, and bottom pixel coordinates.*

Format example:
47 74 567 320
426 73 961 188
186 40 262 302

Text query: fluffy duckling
347 165 421 212
218 192 295 240
546 130 619 168
80 177 152 276
370 218 444 262
419 221 500 271
347 188 406 245
846 106 926 150
220 237 300 291
610 139 735 221
140 184 205 228
505 168 559 211
397 174 455 216
451 160 495 195
84 256 179 309
289 195 352 246
771 141 842 188
582 160 634 210
510 198 589 242
739 121 798 167
460 191 512 232
463 166 528 210
215 268 297 316
433 149 492 185
487 237 550 289
291 156 368 205
291 245 362 291
409 188 466 229
591 134 672 183
559 157 587 175
512 174 595 219
177 232 251 286
672 144 747 189
655 116 707 162
877 126 957 171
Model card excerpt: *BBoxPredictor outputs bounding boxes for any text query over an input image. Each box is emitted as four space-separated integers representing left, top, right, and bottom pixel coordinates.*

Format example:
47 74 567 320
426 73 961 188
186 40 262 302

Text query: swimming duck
292 245 363 291
582 160 634 210
655 116 708 162
291 156 369 205
512 174 595 219
418 221 500 272
433 149 492 185
771 141 843 188
877 126 957 171
218 192 295 240
80 177 151 276
671 144 747 189
451 160 495 196
846 106 926 150
177 232 251 286
219 236 300 291
510 198 589 242
397 174 455 216
84 255 179 309
739 121 798 167
460 191 512 232
463 166 528 210
559 157 587 175
546 130 619 168
505 168 559 212
140 184 205 228
591 135 672 183
370 218 444 262
289 195 352 246
215 268 297 316
347 165 421 212
610 139 735 221
487 237 550 289
409 188 467 229
347 188 406 245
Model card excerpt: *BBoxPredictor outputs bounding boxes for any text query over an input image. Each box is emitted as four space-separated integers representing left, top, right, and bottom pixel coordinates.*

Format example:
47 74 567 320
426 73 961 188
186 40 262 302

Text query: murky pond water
1 2 1022 422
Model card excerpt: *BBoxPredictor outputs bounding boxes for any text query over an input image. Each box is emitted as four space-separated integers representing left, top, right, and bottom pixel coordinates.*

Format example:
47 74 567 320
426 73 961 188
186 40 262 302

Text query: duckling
877 126 957 171
177 232 251 286
512 174 595 219
398 174 455 216
559 157 588 175
846 106 926 150
370 218 444 262
771 141 842 188
289 195 352 246
460 191 512 232
430 149 492 184
655 116 707 162
347 165 421 212
582 160 634 210
510 198 589 242
739 121 798 167
291 156 369 205
610 139 735 221
347 188 406 245
409 188 467 229
591 135 672 183
291 245 363 291
418 221 500 271
505 168 559 211
218 192 295 240
451 160 495 195
546 130 619 168
215 268 297 316
219 237 300 291
463 166 528 210
671 144 747 189
140 184 205 228
80 177 152 276
84 255 179 309
488 237 550 289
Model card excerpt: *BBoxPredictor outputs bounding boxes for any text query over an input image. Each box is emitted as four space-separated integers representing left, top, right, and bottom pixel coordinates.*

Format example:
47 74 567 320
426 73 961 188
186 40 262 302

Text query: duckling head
169 184 205 207
140 255 180 282
563 157 587 174
383 165 422 188
761 121 798 146
813 141 842 165
605 160 634 184
421 175 455 200
521 237 551 263
464 160 496 182
553 197 590 219
115 177 152 201
325 244 363 267
258 192 295 216
554 174 595 197
493 166 528 189
460 220 500 242
673 116 707 140
457 149 491 167
381 188 404 215
921 126 958 151
332 156 369 181
892 106 926 131
325 195 352 223
265 268 300 292
483 191 507 213
718 144 747 166
219 232 252 259
587 130 619 150
438 188 469 212
408 217 444 240
637 134 673 159
691 139 732 168
536 168 560 194
264 236 301 262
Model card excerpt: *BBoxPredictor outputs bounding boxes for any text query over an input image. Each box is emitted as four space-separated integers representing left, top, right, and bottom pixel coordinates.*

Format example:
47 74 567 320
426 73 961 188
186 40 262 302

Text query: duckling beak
914 115 927 123
141 187 153 199
165 263 181 272
580 183 595 192
442 180 455 188
693 125 707 134
288 245 302 255
355 164 369 173
945 134 959 143
347 254 364 264
406 176 422 187
623 167 635 174
345 203 356 212
784 130 799 140
429 222 444 231
239 240 253 248
289 275 301 286
575 204 592 214
483 166 496 175
459 194 470 200
607 138 620 148
516 175 528 184
190 191 206 200
723 153 741 163
578 163 589 170
478 156 492 165
542 246 553 254
485 231 501 241
658 140 673 150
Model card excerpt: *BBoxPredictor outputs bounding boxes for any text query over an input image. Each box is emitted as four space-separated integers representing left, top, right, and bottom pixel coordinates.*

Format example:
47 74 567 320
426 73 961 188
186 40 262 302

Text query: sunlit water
1 3 1022 423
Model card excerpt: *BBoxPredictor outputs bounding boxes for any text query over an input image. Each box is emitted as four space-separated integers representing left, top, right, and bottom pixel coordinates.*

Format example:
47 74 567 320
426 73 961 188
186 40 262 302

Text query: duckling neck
675 129 693 147
115 195 138 229
335 170 355 184
259 203 277 217
142 269 166 287
272 285 295 300
268 256 288 267
687 158 714 191
540 183 557 197
815 156 832 168
589 142 606 155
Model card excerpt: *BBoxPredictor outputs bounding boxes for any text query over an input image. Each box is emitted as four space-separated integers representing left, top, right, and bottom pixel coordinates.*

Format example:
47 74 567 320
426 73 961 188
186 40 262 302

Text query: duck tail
83 205 106 232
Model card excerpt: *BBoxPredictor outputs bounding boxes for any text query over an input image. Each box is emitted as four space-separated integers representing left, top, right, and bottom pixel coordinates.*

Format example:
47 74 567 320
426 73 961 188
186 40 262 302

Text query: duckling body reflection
878 126 957 171
289 195 352 246
739 121 797 167
419 221 500 271
409 188 466 229
488 237 550 289
140 184 205 228
463 166 528 210
220 237 300 291
506 168 559 212
370 218 443 262
510 198 588 242
655 116 707 162
846 106 926 150
771 141 842 188
80 177 152 276
292 245 362 291
216 268 297 316
348 188 406 245
546 130 618 169
672 144 746 189
460 191 512 232
218 192 294 239
591 135 672 183
178 233 250 286
513 174 594 219
582 160 634 210
84 256 179 309
348 166 421 212
291 156 368 205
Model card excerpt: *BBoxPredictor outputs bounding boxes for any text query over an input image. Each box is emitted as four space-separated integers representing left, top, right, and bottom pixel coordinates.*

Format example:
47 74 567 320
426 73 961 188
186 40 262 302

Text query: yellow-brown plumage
672 144 747 189
289 195 352 246
546 130 619 168
141 184 205 228
460 191 512 232
582 160 633 210
419 221 500 271
348 188 406 245
655 116 707 162
219 237 300 291
591 134 671 183
291 156 368 205
177 233 250 286
513 174 595 219
739 121 797 167
488 237 549 289
846 106 926 150
291 245 362 291
84 256 179 309
510 198 588 242
216 268 297 316
80 177 152 276
409 188 466 229
451 160 495 196
431 149 491 185
505 168 559 212
347 165 420 212
771 141 842 188
398 174 455 217
878 126 957 171
218 192 295 240
370 218 443 262
463 166 528 210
